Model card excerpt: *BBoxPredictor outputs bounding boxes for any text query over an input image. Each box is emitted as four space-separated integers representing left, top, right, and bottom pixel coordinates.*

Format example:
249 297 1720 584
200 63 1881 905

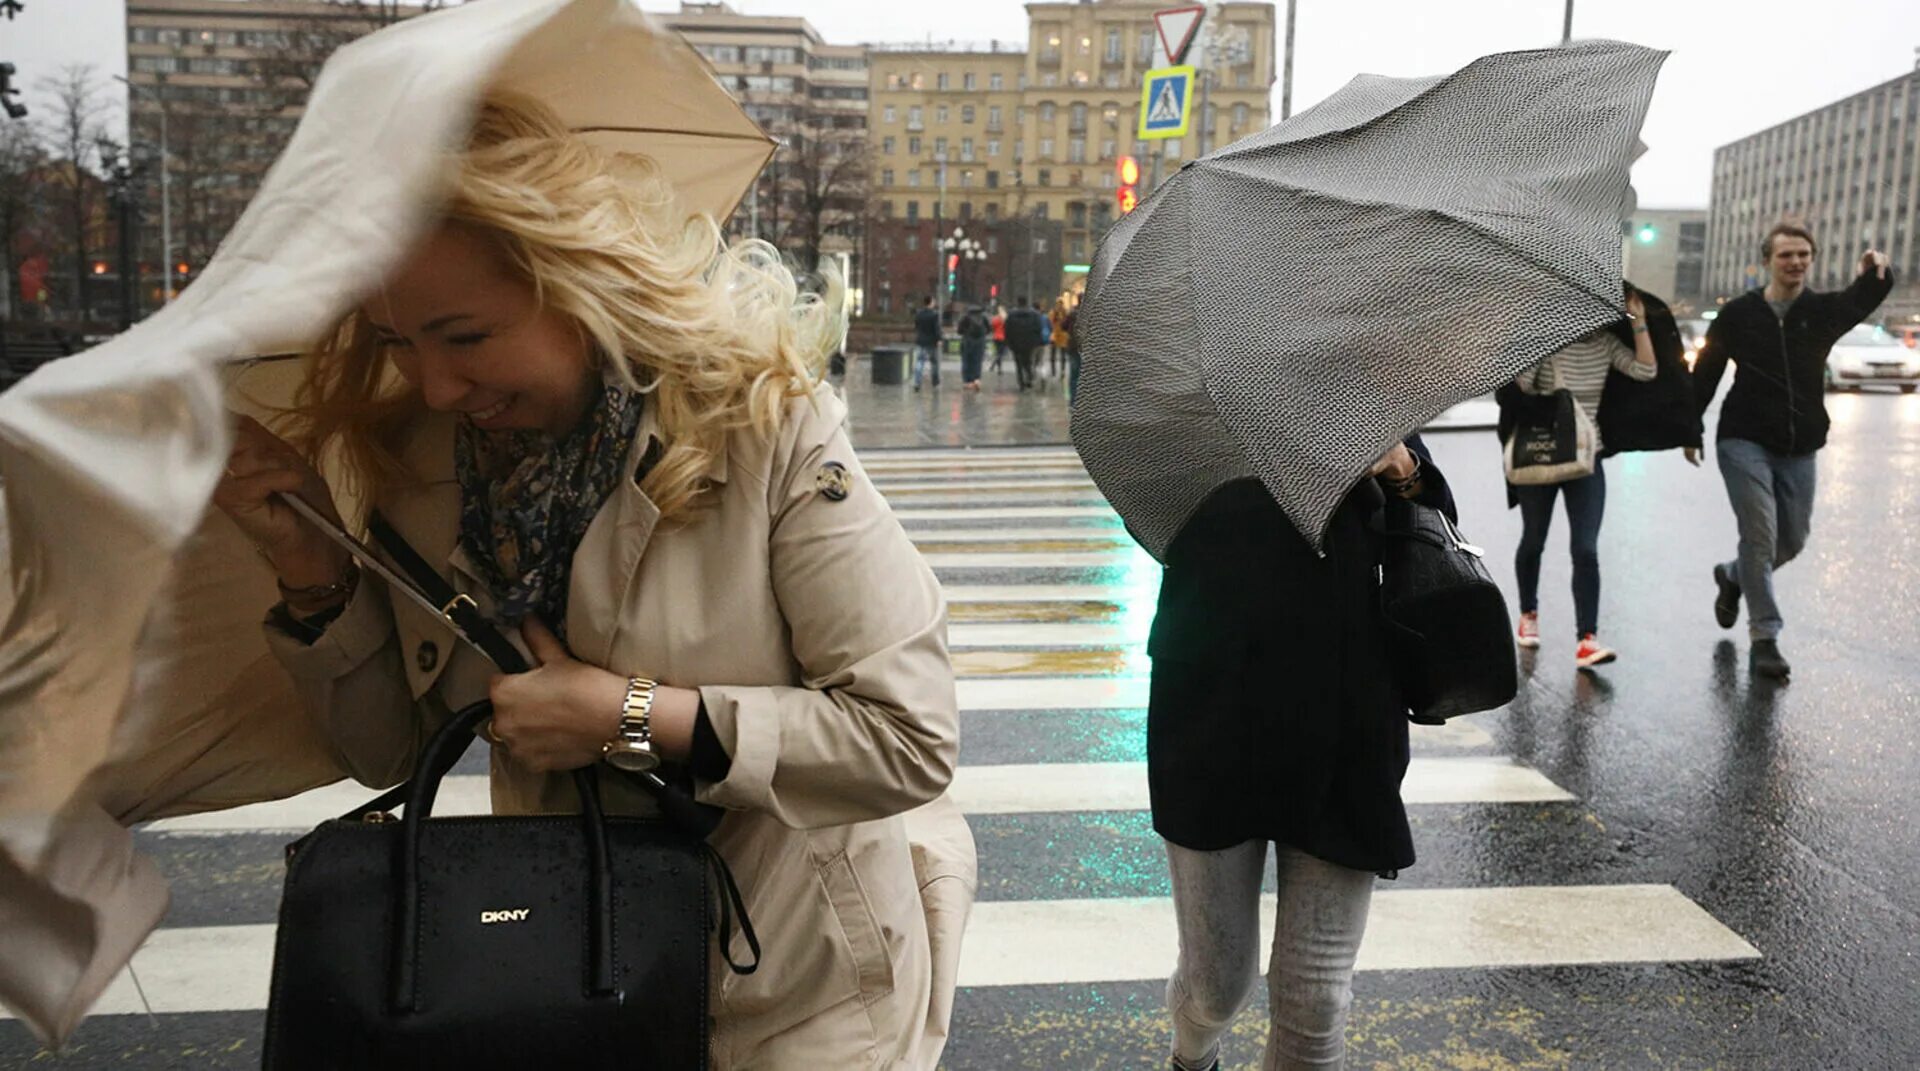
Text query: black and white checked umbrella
1072 41 1667 557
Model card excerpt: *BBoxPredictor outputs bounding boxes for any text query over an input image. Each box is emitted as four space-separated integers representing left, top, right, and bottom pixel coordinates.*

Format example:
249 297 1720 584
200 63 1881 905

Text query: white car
1827 325 1920 393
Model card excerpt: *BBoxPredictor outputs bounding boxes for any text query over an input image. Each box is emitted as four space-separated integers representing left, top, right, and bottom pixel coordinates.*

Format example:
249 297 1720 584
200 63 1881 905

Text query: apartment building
1707 67 1919 321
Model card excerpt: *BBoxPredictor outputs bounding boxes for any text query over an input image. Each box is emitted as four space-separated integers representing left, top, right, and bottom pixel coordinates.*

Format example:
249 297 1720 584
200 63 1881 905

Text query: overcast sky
7 0 1919 206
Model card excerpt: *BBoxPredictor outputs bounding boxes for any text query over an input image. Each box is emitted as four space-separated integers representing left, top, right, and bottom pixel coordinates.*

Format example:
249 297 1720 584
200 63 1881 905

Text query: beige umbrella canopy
0 0 771 1043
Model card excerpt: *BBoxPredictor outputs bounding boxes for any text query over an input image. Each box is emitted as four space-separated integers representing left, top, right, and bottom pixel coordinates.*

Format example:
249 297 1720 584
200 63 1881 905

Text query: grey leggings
1166 839 1375 1070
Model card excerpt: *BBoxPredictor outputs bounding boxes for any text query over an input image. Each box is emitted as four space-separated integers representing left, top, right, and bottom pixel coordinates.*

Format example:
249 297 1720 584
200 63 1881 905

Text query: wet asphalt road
3 371 1917 1069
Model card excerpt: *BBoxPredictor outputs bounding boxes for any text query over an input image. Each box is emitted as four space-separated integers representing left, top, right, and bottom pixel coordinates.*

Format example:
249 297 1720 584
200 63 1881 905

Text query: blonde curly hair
287 92 843 522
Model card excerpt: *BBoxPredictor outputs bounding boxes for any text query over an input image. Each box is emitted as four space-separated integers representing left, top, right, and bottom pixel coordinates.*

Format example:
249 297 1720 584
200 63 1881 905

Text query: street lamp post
116 74 174 304
1562 0 1574 44
95 139 144 331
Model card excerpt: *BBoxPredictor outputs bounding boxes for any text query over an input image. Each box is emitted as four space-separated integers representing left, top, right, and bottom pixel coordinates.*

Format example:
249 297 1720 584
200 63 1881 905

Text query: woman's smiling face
364 224 597 436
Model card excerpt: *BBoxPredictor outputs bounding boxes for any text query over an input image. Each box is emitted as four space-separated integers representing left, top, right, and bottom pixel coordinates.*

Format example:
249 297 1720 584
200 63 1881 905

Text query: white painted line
923 552 1139 569
878 478 1098 494
950 757 1571 814
861 454 1084 468
895 506 1120 522
886 495 1113 510
957 885 1760 987
941 584 1141 602
949 623 1145 648
11 885 1753 1016
911 528 1131 544
954 678 1495 748
866 466 1092 481
861 449 1080 463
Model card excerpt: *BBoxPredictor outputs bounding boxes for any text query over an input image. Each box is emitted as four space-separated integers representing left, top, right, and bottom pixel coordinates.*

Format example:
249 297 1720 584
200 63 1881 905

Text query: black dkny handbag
261 513 757 1070
1377 497 1518 724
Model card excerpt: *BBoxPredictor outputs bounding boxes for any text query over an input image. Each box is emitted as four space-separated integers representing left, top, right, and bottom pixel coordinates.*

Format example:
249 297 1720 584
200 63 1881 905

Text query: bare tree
0 119 48 319
251 0 449 114
785 121 871 274
36 64 109 319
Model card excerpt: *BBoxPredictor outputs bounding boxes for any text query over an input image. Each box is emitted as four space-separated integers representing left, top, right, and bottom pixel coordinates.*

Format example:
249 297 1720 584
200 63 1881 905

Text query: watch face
606 745 661 774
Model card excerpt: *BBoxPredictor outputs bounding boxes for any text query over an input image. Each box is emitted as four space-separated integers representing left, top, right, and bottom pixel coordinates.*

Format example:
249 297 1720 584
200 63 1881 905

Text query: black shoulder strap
365 513 528 674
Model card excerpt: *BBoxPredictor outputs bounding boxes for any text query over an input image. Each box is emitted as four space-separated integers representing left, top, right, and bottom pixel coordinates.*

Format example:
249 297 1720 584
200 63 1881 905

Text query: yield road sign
1153 5 1205 66
1138 65 1195 140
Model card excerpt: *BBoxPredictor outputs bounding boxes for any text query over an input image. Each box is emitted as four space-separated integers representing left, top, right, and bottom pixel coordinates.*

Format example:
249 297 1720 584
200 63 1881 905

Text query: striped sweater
1518 330 1657 451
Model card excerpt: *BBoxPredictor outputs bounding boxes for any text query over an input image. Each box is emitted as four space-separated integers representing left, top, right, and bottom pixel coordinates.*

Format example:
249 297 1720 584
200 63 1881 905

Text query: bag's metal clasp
440 593 477 623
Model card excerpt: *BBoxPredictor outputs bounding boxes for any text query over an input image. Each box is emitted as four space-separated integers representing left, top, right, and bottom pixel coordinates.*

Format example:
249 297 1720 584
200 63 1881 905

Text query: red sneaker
1575 634 1617 669
1516 612 1541 649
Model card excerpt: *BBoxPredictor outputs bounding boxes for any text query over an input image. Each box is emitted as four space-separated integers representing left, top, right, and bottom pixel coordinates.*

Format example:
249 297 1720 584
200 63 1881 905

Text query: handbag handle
387 700 620 1012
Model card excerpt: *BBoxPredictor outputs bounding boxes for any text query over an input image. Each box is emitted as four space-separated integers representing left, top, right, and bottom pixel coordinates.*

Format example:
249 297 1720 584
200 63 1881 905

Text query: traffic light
1 62 26 120
1116 154 1139 215
1635 222 1658 244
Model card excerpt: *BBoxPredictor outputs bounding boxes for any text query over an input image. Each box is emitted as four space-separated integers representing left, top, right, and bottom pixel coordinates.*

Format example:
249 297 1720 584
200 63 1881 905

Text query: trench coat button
416 641 439 673
815 461 852 502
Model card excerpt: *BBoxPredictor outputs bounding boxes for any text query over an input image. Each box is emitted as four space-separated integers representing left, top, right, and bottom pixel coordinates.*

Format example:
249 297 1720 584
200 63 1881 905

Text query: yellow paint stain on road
947 601 1129 624
952 649 1149 677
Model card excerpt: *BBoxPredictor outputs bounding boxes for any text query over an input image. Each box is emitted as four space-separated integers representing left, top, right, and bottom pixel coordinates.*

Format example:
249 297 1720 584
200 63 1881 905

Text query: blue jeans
912 342 941 387
1514 461 1607 638
1165 839 1373 1070
1717 438 1817 641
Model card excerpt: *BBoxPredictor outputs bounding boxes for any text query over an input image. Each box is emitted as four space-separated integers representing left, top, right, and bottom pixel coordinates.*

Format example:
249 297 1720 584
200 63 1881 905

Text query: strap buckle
440 592 478 623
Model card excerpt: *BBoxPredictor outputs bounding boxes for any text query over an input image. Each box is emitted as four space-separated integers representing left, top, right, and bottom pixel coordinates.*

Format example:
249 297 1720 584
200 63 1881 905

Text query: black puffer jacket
1693 268 1895 456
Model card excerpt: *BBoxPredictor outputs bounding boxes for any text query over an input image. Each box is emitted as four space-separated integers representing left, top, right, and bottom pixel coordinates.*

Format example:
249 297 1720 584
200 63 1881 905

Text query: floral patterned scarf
453 371 645 638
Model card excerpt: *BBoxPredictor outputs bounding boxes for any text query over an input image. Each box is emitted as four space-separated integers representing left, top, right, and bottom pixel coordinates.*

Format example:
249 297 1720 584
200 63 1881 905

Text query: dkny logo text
479 909 531 924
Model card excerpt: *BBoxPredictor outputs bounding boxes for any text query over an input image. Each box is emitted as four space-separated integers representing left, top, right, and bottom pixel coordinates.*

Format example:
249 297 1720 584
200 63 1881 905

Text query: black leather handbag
1377 497 1518 724
261 514 757 1070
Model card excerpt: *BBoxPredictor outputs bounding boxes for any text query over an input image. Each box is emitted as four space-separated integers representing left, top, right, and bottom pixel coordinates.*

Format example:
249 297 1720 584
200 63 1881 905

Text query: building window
908 169 920 187
990 72 1005 91
1233 103 1249 128
1138 28 1155 64
910 72 924 89
964 73 977 90
908 105 924 129
961 170 974 187
1071 236 1086 260
1101 138 1116 160
963 105 976 124
962 138 976 161
1014 140 1024 162
884 105 897 123
1071 102 1088 132
987 170 1000 188
988 139 1002 158
961 202 973 220
1038 168 1052 187
1079 35 1092 55
1166 138 1182 160
936 104 950 123
1070 202 1087 228
986 204 1001 222
1033 205 1049 223
909 136 922 155
937 73 949 90
883 136 896 154
886 74 901 90
907 203 920 224
883 168 895 186
1040 101 1057 125
989 105 1003 130
1069 138 1087 163
935 137 949 159
1039 138 1055 159
1106 29 1123 62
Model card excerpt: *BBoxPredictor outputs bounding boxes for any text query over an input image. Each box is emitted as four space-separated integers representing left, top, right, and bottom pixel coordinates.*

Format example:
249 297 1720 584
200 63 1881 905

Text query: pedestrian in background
1689 221 1893 679
1049 297 1072 379
1005 297 1047 391
958 304 989 392
991 305 1009 375
1149 440 1455 1071
1063 303 1082 405
1502 286 1659 668
912 295 942 391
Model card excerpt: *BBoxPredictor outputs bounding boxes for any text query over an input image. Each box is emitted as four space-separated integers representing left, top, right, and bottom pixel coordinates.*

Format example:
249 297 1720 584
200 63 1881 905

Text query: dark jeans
1513 461 1607 638
1011 346 1037 388
960 341 985 383
1717 437 1817 640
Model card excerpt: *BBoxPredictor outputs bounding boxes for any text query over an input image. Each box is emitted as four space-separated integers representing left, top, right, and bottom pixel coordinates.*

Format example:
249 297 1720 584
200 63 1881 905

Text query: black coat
1692 268 1895 456
1494 285 1699 507
1004 308 1048 351
914 307 942 347
1145 439 1456 875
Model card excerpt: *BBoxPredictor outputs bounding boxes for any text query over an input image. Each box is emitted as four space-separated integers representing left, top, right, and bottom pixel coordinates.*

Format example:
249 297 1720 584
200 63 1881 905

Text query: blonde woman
212 95 973 1068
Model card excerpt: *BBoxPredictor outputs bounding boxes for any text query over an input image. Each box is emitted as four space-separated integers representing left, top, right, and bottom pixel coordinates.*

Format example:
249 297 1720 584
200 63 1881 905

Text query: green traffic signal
1636 223 1658 244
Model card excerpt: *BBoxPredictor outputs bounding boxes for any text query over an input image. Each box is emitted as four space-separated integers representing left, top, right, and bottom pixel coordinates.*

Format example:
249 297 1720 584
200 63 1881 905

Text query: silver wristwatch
601 675 661 773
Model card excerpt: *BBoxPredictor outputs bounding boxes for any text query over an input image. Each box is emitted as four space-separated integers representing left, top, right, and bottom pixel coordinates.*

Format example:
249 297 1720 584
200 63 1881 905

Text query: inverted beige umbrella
0 0 772 1043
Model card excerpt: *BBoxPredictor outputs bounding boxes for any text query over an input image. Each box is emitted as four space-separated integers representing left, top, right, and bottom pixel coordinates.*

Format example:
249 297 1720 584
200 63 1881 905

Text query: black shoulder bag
1377 497 1518 724
262 513 759 1070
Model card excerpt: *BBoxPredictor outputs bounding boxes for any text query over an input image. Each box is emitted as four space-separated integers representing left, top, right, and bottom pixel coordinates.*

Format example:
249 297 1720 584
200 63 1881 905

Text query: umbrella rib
573 125 775 144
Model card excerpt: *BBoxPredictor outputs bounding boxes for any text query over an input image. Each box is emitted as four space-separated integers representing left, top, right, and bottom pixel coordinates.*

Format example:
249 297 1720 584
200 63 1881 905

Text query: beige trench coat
260 384 974 1069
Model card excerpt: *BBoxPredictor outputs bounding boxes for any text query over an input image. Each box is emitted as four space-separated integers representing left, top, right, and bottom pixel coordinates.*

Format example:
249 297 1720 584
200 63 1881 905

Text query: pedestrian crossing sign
1138 65 1195 140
